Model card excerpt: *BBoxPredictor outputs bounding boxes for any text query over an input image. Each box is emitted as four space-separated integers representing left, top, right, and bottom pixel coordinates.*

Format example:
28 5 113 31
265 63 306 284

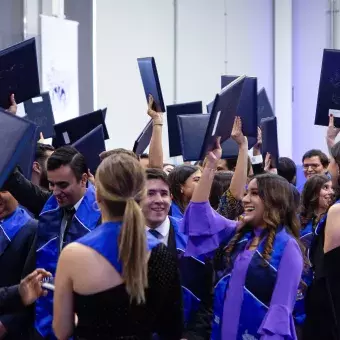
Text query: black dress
73 244 183 340
303 224 340 339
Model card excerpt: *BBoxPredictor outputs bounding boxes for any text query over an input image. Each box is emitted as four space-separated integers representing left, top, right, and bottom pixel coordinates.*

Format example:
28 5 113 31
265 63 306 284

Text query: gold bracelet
153 123 163 126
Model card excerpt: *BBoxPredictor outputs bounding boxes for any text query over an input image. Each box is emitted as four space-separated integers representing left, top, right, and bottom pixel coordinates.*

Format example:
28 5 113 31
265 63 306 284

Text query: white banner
41 15 79 124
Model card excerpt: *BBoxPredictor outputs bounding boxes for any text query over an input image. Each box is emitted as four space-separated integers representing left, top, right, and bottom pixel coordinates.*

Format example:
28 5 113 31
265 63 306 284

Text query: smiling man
2 146 101 340
34 146 101 339
141 169 213 339
302 149 329 180
142 169 172 245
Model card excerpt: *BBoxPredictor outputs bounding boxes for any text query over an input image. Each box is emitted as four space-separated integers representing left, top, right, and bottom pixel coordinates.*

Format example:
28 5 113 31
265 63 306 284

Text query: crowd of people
0 94 340 340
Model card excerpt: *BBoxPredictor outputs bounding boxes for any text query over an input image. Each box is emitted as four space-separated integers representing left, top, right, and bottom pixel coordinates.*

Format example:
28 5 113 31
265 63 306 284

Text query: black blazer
0 218 37 339
2 168 51 218
167 221 213 340
0 286 24 315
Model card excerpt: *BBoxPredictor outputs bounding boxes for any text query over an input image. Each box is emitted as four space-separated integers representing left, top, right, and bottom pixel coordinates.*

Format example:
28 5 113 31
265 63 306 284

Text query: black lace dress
303 225 340 339
73 244 183 340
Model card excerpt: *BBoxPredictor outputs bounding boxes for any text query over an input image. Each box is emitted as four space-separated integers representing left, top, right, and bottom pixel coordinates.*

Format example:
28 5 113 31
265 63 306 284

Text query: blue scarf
0 207 32 256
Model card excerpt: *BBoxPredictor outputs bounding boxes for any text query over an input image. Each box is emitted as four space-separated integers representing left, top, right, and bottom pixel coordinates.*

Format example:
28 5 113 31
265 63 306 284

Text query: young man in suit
141 169 213 339
2 147 101 339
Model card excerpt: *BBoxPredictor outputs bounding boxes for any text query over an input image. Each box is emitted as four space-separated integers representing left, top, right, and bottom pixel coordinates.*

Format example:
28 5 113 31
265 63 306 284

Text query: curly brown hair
225 173 302 265
299 174 333 228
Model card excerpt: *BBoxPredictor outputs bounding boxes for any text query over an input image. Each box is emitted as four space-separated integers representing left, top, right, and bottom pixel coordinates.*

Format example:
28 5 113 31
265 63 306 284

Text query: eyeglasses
303 163 321 170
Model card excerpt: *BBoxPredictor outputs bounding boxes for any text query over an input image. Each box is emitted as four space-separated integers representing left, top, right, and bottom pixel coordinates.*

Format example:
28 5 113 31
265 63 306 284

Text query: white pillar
274 0 293 159
23 0 40 39
52 0 65 18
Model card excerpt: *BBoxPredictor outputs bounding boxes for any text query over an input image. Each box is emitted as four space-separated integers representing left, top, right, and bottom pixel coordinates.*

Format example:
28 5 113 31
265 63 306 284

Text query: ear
81 173 88 186
95 188 101 205
179 185 184 194
32 161 41 175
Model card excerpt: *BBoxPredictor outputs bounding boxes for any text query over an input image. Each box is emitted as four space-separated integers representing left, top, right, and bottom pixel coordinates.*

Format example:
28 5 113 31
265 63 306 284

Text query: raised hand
205 137 222 168
255 127 262 147
264 153 277 174
147 94 163 124
7 94 17 115
327 114 340 146
38 132 45 144
231 116 247 145
87 169 95 186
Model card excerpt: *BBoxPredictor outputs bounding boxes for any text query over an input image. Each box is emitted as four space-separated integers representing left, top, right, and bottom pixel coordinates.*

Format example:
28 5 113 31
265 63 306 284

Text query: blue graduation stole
0 207 32 257
211 227 291 340
293 218 316 325
170 216 207 325
294 201 339 326
76 221 161 273
170 202 183 219
35 185 101 339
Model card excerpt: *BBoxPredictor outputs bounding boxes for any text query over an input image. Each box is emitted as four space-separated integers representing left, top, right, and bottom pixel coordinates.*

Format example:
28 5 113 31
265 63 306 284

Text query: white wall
95 0 174 160
176 0 225 107
225 0 274 106
292 0 331 163
95 0 275 161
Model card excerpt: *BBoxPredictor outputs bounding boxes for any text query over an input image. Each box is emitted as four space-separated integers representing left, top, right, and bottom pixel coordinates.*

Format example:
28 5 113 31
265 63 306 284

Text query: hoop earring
92 201 100 212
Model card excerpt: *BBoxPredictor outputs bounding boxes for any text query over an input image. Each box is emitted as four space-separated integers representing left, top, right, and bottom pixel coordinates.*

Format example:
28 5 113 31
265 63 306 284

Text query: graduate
125 166 212 339
303 141 340 339
293 174 334 333
53 153 183 339
181 132 303 339
168 165 202 219
299 174 334 248
3 145 101 339
0 191 38 339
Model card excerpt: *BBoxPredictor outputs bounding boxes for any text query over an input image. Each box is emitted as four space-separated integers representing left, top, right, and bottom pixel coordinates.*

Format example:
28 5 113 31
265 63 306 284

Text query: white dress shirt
146 216 171 246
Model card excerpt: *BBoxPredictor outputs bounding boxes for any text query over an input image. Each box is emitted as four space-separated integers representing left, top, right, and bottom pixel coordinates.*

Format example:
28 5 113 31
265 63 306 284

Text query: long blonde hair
95 153 148 304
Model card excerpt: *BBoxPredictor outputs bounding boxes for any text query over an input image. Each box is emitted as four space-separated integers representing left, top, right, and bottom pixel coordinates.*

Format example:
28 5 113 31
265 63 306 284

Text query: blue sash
170 202 183 219
170 216 206 325
76 221 161 273
0 207 32 256
212 228 291 340
294 201 340 326
35 186 100 339
292 219 314 325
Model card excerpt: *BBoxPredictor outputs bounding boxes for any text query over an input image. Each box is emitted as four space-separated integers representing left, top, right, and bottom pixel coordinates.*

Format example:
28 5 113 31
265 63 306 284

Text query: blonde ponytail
95 152 149 304
119 198 148 304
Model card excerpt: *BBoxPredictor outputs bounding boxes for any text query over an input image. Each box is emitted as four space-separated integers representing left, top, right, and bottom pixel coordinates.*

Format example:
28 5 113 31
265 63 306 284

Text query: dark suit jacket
0 286 23 315
167 223 213 340
0 219 38 339
2 168 51 218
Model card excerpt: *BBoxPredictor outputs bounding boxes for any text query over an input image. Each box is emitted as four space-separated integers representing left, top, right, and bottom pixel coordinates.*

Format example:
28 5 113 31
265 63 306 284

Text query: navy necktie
149 229 162 239
60 207 76 250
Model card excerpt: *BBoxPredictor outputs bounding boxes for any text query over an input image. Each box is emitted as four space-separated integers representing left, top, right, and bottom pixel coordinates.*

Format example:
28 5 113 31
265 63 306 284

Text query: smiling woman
168 165 201 218
180 137 304 340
